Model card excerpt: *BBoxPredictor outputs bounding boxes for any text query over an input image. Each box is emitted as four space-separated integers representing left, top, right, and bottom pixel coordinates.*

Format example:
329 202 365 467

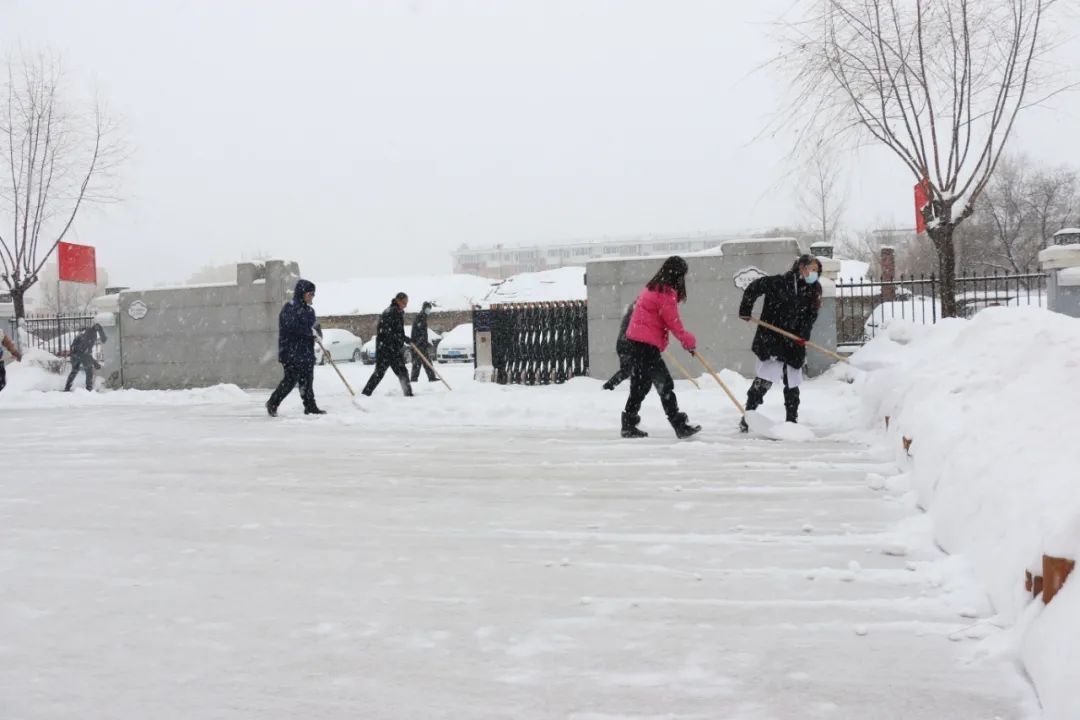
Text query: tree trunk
930 225 959 318
11 287 26 320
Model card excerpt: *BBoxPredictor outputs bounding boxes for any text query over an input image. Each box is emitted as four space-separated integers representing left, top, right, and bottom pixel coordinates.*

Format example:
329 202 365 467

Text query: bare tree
0 52 123 318
797 147 847 246
778 0 1064 316
958 154 1077 273
1027 163 1078 246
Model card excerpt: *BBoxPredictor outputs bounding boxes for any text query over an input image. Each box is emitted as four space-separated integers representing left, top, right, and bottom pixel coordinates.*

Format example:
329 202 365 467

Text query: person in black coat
267 279 325 416
361 292 414 397
64 323 107 392
602 301 635 390
737 254 823 429
409 301 438 383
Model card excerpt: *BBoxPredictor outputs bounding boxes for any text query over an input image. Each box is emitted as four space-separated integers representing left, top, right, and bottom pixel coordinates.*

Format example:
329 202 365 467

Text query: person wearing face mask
737 254 823 431
409 301 438 383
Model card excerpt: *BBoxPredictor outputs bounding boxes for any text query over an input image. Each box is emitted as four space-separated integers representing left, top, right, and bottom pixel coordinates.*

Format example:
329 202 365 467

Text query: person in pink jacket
620 256 701 439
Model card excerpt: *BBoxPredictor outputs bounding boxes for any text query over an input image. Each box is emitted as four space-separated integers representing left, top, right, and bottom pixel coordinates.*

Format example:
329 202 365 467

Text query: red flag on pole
914 178 932 234
58 242 97 284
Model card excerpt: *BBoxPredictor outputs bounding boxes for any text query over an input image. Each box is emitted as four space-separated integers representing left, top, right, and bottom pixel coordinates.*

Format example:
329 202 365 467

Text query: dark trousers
410 343 436 382
65 355 96 391
604 354 633 388
268 361 317 410
623 341 680 419
0 362 6 392
362 355 413 397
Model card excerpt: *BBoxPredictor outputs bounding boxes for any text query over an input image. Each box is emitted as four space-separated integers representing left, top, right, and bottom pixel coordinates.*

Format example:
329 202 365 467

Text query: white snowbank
481 266 586 304
315 274 495 315
0 358 249 408
844 307 1080 719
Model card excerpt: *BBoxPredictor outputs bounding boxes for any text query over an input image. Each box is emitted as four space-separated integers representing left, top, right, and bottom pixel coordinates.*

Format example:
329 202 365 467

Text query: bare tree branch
773 0 1066 316
0 51 124 317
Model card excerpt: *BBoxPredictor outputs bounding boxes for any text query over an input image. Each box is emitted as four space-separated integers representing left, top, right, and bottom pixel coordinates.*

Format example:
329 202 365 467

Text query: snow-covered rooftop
481 266 586 304
315 274 495 316
312 267 590 315
837 259 870 283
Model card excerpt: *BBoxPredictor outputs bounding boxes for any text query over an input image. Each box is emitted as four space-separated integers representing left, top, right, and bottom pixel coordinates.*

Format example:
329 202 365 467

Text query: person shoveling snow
619 256 702 439
736 254 822 434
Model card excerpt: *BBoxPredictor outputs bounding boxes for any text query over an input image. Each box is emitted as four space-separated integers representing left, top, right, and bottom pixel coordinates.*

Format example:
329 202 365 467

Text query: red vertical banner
58 242 97 284
914 178 932 234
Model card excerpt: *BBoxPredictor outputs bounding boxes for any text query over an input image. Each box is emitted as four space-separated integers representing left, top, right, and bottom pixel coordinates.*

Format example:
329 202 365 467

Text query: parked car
361 325 441 365
316 328 364 365
436 323 474 363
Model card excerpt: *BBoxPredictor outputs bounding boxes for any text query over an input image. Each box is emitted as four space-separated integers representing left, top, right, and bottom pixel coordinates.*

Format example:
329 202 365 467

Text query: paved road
0 394 1037 719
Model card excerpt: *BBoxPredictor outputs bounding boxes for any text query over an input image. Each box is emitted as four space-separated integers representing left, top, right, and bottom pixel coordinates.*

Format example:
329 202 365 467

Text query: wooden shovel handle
663 351 701 389
693 352 746 415
315 337 357 397
747 317 848 364
410 342 453 391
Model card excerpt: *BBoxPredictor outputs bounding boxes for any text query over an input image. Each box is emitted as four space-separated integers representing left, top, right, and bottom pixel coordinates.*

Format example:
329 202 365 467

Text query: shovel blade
744 410 776 437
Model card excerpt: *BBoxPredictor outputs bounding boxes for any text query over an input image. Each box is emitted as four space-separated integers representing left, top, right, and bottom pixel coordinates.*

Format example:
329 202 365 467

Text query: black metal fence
487 301 588 385
837 270 1047 345
8 313 98 358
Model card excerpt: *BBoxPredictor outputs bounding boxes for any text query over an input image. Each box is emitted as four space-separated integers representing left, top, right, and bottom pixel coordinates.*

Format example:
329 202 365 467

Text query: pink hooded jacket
625 286 696 352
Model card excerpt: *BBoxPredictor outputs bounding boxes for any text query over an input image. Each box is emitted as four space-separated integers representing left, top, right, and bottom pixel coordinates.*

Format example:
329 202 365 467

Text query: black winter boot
745 378 772 411
783 387 800 424
602 380 615 391
621 412 648 438
265 401 278 417
305 406 327 415
740 378 772 433
670 412 701 439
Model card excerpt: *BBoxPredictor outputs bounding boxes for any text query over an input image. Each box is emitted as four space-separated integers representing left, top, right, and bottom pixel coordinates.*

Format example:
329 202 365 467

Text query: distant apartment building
452 231 743 279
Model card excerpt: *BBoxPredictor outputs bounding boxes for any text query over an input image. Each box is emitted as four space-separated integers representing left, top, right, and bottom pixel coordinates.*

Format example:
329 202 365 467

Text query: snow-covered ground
0 350 1047 718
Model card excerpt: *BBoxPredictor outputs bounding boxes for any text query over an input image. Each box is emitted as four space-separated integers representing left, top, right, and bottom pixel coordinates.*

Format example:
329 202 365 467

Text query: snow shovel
693 352 775 435
315 337 357 397
409 342 453 391
747 317 889 371
663 350 701 389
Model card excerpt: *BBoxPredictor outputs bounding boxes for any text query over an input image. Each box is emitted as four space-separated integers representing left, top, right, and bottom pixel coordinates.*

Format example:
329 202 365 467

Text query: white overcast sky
3 0 1078 286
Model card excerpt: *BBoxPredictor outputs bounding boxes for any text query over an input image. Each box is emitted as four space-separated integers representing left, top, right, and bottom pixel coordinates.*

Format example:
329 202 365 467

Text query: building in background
452 231 745 279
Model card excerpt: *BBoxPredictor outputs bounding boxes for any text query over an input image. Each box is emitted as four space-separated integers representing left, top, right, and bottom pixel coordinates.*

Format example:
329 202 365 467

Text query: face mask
805 271 819 285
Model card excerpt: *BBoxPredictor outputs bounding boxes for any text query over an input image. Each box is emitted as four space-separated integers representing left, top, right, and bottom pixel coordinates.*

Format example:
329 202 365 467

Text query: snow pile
481 267 586 304
0 358 249 408
315 274 495 315
846 307 1080 719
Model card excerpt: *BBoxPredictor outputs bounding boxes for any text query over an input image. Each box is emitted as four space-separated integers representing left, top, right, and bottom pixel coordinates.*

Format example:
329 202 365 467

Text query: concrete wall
117 260 300 389
1048 273 1080 317
587 238 838 381
1041 244 1080 318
